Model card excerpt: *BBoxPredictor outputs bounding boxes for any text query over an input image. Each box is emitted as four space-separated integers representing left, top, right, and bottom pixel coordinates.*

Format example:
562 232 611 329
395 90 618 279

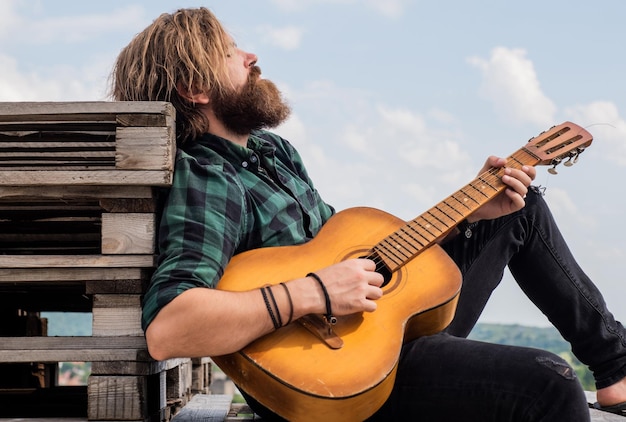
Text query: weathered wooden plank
86 277 148 295
0 336 149 362
0 101 174 119
0 140 115 148
0 336 147 350
93 294 142 308
0 185 154 200
88 375 149 420
101 213 155 255
117 113 169 127
0 200 100 211
0 150 114 159
191 358 213 394
91 358 190 376
116 127 174 171
0 267 144 284
0 254 154 268
171 394 233 422
92 294 143 337
0 122 116 131
0 170 173 186
99 198 157 213
167 360 193 402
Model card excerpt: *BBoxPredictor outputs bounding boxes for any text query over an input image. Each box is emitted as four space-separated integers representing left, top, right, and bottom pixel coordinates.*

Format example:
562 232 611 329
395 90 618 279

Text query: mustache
249 65 262 80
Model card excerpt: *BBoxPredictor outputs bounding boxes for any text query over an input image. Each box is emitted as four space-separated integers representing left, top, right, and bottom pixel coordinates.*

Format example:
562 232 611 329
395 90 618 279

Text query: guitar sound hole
376 261 393 287
360 253 393 287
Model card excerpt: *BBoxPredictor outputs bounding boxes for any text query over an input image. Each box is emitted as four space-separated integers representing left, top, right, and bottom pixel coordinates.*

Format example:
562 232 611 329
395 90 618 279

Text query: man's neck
205 109 249 147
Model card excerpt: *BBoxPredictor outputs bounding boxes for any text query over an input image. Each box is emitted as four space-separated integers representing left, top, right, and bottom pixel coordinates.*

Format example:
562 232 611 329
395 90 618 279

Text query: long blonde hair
110 8 232 142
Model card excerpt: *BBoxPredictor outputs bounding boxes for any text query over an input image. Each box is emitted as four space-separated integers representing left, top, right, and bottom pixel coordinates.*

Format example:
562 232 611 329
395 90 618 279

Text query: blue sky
2 0 625 328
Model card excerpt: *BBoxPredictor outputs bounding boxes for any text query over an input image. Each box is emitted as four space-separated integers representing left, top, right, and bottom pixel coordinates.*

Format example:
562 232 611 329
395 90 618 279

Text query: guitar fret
509 155 525 168
414 216 440 240
387 232 420 256
473 175 498 196
399 226 425 250
376 241 406 267
404 221 432 245
437 201 465 222
458 187 486 206
450 191 478 211
425 211 449 232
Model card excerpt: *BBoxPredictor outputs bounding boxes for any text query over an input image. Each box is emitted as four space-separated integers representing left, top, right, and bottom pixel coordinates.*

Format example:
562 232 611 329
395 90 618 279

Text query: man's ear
175 82 210 104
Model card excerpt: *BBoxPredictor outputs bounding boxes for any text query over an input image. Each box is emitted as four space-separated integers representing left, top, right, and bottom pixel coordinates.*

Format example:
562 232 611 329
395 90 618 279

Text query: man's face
211 44 291 136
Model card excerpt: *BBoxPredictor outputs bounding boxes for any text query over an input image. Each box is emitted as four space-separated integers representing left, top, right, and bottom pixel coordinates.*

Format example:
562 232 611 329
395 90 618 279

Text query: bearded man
111 7 626 421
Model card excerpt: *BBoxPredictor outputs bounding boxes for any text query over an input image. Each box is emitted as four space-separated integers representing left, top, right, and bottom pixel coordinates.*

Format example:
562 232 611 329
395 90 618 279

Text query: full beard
211 66 291 136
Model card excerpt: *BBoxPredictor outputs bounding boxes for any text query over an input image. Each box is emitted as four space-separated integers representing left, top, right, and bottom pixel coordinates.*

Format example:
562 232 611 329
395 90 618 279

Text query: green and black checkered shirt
142 130 334 330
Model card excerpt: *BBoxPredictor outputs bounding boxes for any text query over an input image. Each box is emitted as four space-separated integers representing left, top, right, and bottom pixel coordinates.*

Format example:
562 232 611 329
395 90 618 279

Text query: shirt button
250 155 258 163
242 161 248 168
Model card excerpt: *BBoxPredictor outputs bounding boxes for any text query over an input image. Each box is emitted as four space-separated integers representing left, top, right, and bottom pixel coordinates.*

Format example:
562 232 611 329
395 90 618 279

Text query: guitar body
213 207 462 421
211 122 594 420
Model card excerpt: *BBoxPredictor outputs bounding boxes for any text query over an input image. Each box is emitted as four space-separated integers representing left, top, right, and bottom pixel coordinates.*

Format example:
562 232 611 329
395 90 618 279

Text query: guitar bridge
298 314 344 349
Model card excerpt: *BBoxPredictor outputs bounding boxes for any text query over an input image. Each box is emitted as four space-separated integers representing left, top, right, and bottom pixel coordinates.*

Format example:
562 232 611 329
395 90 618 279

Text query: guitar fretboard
372 147 541 272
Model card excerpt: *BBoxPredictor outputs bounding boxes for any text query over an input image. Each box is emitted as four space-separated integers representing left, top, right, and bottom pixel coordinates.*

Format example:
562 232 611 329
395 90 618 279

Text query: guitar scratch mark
315 380 335 396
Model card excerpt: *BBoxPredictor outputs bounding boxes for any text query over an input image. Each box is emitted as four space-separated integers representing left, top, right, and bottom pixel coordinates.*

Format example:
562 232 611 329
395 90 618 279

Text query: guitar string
366 127 592 271
365 152 530 271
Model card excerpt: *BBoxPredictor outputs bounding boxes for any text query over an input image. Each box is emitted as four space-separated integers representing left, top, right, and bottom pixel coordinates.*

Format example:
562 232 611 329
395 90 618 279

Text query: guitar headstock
524 122 593 173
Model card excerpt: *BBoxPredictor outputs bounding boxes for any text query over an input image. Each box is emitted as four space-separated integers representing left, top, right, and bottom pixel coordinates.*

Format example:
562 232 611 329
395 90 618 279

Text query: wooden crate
0 101 188 421
0 101 175 186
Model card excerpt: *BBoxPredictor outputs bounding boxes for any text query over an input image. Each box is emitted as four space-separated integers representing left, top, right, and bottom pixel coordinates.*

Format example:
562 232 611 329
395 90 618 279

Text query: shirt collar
194 131 276 168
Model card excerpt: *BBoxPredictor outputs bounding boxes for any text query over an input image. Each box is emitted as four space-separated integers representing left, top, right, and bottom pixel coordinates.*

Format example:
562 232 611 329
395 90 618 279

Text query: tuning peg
564 152 576 167
548 157 562 174
573 146 586 164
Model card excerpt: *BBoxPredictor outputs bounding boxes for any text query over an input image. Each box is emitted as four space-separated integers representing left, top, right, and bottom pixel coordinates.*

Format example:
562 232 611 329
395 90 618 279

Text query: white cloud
0 53 109 101
270 0 408 17
270 0 355 12
18 5 146 44
0 0 20 40
257 25 305 50
543 187 594 230
468 47 557 127
0 4 145 45
376 106 471 182
364 0 409 18
0 54 47 101
564 101 626 166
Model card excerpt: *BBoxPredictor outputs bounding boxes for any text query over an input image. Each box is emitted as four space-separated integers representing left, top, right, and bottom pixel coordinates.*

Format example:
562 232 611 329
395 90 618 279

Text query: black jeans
368 187 626 421
248 188 626 421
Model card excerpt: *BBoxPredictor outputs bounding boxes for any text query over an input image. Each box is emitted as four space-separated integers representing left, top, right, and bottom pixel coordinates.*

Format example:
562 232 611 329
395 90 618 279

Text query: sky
2 0 625 328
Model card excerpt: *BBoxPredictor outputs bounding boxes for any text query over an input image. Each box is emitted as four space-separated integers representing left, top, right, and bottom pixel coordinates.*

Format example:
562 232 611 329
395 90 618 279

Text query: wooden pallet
0 101 175 186
0 102 199 421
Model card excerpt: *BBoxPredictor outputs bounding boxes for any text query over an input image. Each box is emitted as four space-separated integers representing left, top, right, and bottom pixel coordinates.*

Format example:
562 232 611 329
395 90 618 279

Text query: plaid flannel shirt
141 130 334 330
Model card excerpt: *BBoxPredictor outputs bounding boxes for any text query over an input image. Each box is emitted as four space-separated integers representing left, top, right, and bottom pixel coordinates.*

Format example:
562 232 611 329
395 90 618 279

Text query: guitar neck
372 146 541 272
370 121 593 273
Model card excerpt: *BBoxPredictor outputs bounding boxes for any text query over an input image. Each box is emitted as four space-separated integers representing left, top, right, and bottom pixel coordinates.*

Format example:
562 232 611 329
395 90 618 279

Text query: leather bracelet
307 272 337 325
260 286 280 330
265 285 283 328
280 282 294 325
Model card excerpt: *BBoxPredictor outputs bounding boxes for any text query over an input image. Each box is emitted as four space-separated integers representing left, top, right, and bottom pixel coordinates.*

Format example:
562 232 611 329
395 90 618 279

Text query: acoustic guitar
212 121 593 421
